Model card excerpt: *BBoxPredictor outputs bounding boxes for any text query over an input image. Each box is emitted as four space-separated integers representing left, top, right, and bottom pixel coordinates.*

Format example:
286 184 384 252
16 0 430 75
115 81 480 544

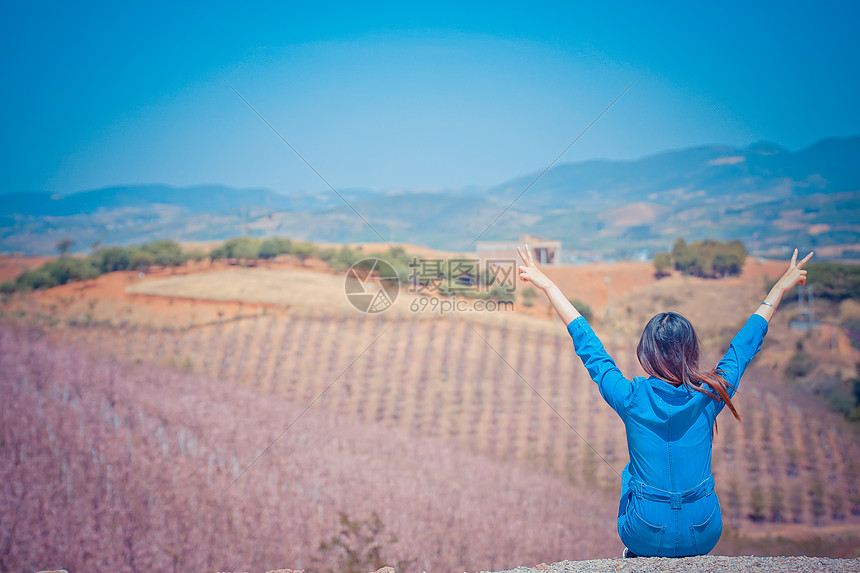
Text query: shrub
258 237 292 260
184 248 208 263
127 248 156 270
90 246 133 273
653 252 672 276
750 486 767 522
329 247 362 271
569 298 593 322
141 239 185 267
229 239 260 263
808 262 860 302
312 512 414 573
291 241 318 265
40 257 100 284
12 257 99 291
489 283 515 302
317 247 337 263
210 237 260 264
785 349 816 381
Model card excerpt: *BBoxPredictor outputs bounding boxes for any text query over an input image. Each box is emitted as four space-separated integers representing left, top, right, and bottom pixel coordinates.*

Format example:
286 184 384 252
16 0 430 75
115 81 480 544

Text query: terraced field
63 309 860 536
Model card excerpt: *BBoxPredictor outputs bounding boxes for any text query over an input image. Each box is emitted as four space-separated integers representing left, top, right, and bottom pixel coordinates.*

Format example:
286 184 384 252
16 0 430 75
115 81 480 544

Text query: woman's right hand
517 245 554 291
774 249 813 294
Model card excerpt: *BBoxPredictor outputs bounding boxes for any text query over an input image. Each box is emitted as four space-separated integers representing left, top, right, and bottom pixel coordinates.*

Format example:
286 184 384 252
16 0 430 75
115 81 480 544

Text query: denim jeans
618 471 722 557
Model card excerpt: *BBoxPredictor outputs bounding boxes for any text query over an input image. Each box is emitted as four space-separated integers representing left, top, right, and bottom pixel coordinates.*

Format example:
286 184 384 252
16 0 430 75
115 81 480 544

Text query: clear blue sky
2 1 858 195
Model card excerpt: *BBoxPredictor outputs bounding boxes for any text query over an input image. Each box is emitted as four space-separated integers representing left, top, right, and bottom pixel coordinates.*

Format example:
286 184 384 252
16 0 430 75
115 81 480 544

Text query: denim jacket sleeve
711 313 769 415
567 316 634 418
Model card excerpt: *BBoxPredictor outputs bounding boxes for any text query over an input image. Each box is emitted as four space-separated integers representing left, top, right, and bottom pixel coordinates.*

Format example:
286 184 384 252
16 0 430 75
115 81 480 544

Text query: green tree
41 257 99 284
258 236 292 260
807 262 860 302
141 239 185 267
128 248 156 270
327 247 361 271
183 248 208 263
672 238 694 271
90 246 132 273
56 238 74 256
259 238 284 260
213 237 261 264
15 268 59 290
292 241 318 265
653 251 672 276
670 237 746 278
13 257 98 290
230 239 260 264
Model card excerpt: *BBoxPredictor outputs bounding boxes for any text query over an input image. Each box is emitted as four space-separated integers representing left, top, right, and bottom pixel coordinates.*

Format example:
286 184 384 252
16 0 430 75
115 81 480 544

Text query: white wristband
761 301 774 308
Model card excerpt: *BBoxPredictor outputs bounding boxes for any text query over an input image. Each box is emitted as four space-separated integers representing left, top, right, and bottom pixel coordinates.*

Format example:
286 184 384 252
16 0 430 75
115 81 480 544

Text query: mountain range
2 135 859 259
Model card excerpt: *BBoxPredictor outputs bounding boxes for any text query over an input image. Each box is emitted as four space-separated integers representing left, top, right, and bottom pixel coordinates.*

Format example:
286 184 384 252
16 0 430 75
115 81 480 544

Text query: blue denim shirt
567 314 768 508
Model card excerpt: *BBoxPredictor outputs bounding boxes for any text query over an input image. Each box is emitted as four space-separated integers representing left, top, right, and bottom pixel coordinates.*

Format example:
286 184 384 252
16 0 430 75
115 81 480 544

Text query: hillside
3 251 860 571
2 136 859 257
0 321 622 572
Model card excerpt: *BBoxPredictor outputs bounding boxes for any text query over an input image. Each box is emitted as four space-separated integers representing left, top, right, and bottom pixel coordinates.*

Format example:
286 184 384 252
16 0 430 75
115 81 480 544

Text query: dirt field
0 255 56 282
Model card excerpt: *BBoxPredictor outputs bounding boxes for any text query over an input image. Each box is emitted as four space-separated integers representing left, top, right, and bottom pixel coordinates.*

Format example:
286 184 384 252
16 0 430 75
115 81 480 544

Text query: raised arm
755 249 813 322
517 245 581 325
518 245 633 416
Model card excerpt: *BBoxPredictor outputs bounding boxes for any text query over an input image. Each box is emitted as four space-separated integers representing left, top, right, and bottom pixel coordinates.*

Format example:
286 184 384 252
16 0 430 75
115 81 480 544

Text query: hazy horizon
5 132 857 197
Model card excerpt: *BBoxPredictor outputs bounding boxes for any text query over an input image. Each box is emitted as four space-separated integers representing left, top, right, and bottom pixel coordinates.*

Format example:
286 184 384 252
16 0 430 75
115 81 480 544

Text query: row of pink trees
1 322 623 572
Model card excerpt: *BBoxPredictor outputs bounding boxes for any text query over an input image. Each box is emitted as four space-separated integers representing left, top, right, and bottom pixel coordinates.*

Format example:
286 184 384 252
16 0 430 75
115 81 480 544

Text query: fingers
526 244 535 266
516 246 526 264
518 265 530 283
790 248 798 267
796 251 814 269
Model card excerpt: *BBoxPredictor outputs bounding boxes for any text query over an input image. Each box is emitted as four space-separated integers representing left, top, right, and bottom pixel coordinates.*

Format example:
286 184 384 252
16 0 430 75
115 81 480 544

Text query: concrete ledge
476 555 860 573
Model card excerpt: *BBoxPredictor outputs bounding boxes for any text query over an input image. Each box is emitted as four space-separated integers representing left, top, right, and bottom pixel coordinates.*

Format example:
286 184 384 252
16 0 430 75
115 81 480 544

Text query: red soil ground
0 255 56 282
0 253 792 329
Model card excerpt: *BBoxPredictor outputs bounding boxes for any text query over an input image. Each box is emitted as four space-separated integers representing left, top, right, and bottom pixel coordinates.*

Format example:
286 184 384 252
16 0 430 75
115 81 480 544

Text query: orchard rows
0 322 622 572
62 310 860 530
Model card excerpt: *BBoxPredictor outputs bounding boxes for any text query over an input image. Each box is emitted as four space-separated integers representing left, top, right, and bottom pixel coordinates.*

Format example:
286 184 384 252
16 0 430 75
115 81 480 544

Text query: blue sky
2 1 859 195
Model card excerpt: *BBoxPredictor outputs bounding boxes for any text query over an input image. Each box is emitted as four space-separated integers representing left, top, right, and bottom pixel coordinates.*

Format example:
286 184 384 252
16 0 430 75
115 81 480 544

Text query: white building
476 234 561 266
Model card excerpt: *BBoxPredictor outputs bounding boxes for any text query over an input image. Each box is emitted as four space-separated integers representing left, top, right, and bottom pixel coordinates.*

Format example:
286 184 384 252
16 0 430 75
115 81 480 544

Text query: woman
517 245 813 557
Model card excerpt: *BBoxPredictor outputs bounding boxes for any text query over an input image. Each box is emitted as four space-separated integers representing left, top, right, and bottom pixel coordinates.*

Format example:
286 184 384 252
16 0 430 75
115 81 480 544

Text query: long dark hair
636 312 741 421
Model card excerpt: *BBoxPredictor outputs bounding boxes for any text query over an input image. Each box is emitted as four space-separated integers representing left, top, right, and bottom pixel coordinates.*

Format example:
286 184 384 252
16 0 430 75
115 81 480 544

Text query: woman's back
569 313 767 492
624 376 716 492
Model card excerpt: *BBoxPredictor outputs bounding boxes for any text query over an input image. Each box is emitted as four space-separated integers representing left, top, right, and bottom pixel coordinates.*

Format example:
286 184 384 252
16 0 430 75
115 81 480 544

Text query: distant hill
2 135 858 258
